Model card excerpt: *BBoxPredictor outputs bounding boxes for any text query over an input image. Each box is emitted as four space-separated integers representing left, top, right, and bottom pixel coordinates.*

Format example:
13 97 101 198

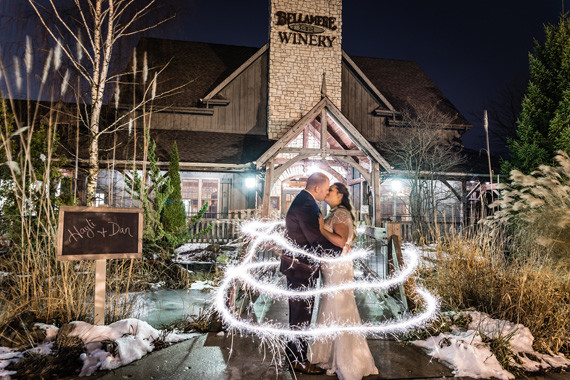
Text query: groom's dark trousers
281 190 340 364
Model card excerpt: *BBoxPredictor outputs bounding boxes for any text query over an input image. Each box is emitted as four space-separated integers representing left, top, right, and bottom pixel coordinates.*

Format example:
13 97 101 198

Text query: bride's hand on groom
318 214 325 232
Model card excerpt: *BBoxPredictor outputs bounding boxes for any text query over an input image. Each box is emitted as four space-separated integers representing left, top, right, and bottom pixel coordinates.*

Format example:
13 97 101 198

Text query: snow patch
175 243 209 254
0 347 21 379
413 311 570 378
413 331 514 379
67 318 197 376
34 323 59 341
190 280 215 291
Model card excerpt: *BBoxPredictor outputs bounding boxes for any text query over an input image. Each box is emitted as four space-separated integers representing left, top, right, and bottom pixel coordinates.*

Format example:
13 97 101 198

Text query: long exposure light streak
213 220 439 340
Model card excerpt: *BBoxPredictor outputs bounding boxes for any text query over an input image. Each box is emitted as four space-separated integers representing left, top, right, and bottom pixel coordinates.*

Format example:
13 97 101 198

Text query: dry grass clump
8 333 85 379
0 252 145 327
486 151 570 265
418 226 570 355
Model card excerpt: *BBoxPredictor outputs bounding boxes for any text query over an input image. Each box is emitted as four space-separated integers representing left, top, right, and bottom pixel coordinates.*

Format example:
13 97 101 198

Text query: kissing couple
280 172 379 380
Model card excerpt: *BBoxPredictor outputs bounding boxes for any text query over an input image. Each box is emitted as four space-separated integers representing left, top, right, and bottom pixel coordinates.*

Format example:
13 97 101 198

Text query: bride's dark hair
332 182 357 240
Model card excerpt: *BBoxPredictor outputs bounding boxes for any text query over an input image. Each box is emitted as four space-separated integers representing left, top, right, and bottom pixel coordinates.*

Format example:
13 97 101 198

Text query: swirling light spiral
213 220 438 340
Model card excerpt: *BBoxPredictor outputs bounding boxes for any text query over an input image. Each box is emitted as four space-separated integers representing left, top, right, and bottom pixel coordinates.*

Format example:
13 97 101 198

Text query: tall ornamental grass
418 154 570 354
0 42 141 328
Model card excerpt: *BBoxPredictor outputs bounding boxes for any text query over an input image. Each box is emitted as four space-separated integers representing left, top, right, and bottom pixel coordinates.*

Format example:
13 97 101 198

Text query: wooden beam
373 162 381 227
466 181 482 198
280 147 367 156
262 158 273 218
73 158 253 172
335 156 371 183
321 108 327 157
440 179 461 201
347 177 365 186
342 51 396 112
273 154 312 180
203 44 269 101
391 169 497 181
460 179 467 229
317 164 345 183
324 98 393 172
256 98 327 168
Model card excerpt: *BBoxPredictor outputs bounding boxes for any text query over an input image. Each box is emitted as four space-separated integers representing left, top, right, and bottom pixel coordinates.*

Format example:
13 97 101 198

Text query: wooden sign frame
56 206 143 261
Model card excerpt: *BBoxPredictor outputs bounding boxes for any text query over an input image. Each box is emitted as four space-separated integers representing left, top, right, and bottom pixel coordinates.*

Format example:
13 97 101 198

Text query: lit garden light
245 176 257 189
213 220 440 341
391 179 403 193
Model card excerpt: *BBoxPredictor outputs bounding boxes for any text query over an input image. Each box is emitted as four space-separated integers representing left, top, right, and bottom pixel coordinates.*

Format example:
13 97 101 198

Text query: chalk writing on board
57 208 142 259
67 219 134 243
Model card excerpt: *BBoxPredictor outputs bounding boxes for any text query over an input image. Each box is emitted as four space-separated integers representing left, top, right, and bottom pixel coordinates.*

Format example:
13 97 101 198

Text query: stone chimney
268 0 342 140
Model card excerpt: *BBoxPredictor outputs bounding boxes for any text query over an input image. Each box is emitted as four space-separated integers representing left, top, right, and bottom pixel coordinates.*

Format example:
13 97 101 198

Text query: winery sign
275 11 337 47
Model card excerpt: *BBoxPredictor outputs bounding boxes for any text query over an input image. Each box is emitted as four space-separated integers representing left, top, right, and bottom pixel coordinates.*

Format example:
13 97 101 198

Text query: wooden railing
396 221 463 242
187 209 258 244
187 213 463 245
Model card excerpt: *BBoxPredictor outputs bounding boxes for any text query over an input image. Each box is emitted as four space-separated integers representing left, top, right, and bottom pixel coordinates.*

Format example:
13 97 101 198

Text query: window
182 179 199 215
201 179 218 218
94 191 106 207
182 178 219 218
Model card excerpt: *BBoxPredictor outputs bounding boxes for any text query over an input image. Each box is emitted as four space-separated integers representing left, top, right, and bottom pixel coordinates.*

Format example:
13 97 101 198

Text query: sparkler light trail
213 220 439 340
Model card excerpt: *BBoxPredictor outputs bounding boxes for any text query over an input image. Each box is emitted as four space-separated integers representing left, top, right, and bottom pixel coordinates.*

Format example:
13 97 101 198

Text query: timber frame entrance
257 96 393 226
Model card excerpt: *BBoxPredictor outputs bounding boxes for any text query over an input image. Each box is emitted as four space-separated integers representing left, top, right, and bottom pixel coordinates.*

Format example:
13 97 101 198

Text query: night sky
1 0 567 154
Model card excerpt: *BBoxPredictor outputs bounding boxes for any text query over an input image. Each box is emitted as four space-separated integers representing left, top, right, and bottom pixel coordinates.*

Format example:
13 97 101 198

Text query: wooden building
67 0 492 229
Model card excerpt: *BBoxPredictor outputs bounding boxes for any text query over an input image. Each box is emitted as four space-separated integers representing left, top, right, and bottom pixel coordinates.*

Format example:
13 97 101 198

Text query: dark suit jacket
281 190 341 280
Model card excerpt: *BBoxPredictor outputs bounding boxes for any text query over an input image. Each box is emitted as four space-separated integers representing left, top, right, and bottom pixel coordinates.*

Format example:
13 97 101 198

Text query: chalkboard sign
56 206 143 261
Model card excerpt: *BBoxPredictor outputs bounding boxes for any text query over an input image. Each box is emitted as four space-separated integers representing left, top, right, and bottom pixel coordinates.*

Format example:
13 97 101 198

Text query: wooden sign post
56 206 143 325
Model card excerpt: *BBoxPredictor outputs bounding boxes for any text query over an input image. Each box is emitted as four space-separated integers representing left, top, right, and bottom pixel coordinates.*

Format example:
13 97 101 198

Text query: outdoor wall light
245 176 257 189
390 179 403 193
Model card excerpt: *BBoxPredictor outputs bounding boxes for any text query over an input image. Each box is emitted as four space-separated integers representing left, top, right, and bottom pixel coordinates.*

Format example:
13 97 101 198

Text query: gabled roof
59 124 272 165
121 38 261 108
121 37 469 128
256 96 392 172
349 55 470 128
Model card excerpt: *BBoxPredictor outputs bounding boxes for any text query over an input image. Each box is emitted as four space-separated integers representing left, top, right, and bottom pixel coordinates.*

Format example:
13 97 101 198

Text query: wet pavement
94 333 453 380
93 332 569 380
101 276 568 380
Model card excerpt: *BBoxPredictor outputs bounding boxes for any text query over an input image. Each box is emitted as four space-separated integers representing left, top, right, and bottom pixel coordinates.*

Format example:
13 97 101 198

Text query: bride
309 182 378 380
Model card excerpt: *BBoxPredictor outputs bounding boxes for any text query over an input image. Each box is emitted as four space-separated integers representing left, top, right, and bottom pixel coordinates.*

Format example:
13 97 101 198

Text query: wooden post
373 162 381 227
321 108 327 158
387 222 401 242
262 159 273 218
387 222 403 274
460 179 467 229
94 259 106 325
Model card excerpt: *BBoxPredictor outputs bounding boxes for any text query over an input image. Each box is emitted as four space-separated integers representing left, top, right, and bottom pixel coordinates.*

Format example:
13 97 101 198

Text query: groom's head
305 173 330 202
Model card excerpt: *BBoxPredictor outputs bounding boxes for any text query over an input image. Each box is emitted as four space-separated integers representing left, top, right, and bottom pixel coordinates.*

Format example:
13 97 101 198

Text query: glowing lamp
245 176 257 189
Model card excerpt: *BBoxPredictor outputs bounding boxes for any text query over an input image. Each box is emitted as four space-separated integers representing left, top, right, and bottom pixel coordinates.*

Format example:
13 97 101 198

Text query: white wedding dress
309 207 379 380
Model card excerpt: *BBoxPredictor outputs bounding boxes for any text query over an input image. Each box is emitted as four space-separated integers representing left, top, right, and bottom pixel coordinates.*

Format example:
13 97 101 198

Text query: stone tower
267 0 343 140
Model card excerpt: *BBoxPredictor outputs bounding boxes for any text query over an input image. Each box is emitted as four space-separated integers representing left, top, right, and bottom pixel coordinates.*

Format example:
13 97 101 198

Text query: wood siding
151 53 268 135
341 62 387 144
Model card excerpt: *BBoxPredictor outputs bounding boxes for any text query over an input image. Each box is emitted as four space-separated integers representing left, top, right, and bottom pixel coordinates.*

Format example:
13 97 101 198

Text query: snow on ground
0 318 198 379
174 242 239 264
190 280 215 290
0 348 21 379
412 311 570 379
174 243 210 254
402 242 439 264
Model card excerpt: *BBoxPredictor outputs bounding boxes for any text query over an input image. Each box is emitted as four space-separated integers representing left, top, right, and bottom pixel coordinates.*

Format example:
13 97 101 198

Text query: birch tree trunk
29 0 163 206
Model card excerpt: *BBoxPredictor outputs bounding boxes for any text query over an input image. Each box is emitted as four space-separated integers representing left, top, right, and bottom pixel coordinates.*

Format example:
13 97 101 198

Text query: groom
281 172 339 375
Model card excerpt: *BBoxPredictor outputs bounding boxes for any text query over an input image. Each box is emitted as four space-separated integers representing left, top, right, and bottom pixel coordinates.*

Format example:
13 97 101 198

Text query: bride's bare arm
318 214 349 248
